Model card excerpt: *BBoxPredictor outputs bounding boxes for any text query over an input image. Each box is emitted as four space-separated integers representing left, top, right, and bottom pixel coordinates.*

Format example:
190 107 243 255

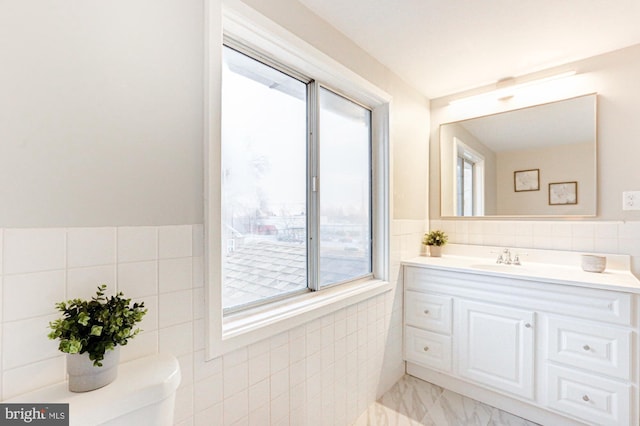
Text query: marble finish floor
353 375 540 426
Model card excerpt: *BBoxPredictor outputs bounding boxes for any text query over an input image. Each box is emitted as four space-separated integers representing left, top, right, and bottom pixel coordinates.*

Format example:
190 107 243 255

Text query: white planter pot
429 245 442 257
67 347 120 392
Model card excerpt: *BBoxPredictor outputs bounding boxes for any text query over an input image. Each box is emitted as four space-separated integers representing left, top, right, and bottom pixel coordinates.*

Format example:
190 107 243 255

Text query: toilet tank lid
5 352 181 425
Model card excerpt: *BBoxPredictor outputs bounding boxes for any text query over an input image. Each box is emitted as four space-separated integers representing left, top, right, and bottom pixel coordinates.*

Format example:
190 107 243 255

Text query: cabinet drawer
547 317 632 380
405 291 452 334
546 365 631 426
405 326 452 372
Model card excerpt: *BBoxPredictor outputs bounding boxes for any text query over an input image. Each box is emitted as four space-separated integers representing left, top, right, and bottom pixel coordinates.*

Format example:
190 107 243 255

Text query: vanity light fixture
448 70 577 105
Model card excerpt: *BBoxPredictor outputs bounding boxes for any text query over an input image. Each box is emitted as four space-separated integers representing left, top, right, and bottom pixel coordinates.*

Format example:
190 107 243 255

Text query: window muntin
221 45 373 312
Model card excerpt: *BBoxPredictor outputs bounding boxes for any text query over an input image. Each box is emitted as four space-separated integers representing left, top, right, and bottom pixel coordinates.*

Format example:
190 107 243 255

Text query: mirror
440 94 597 217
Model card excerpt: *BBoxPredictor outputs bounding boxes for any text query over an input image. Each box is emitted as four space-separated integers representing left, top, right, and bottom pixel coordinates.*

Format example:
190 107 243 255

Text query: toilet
5 353 181 425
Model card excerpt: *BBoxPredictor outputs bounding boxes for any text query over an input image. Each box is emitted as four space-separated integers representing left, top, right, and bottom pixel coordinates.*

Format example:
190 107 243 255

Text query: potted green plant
48 284 147 392
422 230 448 257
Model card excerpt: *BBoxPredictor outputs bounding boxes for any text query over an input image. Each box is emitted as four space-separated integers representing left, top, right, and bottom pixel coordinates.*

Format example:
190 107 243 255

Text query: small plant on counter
48 285 147 366
422 229 448 246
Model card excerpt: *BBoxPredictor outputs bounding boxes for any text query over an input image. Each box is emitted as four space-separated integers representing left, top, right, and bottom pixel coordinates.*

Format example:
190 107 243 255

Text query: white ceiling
297 0 640 99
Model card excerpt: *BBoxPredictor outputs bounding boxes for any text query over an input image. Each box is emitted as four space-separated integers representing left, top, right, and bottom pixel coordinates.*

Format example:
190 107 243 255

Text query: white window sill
219 279 391 354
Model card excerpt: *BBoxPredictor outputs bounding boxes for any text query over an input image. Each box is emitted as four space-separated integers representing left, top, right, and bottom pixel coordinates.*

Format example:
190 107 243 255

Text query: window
221 44 373 312
454 138 485 216
207 4 390 357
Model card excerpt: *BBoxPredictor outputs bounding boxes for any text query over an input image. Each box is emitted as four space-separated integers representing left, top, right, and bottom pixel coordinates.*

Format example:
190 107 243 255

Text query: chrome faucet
512 254 521 265
497 248 512 264
495 248 524 265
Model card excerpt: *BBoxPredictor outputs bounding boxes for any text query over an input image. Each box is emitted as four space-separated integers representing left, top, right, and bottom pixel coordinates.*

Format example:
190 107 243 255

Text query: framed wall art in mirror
549 181 578 205
514 169 540 192
440 93 597 217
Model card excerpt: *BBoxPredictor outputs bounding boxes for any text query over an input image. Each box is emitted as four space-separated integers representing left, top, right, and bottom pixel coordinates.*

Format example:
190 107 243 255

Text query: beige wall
0 0 429 228
430 43 640 222
496 143 595 215
0 0 205 227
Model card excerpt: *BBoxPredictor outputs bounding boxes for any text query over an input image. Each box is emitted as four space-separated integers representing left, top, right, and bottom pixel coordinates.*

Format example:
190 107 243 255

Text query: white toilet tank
6 353 181 425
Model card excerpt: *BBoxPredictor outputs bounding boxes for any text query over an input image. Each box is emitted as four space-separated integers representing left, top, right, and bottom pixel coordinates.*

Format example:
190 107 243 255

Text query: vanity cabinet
403 263 639 426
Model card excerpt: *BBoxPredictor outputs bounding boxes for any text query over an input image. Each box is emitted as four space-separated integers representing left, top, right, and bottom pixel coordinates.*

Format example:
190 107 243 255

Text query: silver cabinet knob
423 346 429 352
582 395 590 402
583 344 591 351
423 309 430 315
524 323 532 328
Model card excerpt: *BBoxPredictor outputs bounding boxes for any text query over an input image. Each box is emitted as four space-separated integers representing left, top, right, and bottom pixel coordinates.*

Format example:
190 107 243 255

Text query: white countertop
402 244 640 294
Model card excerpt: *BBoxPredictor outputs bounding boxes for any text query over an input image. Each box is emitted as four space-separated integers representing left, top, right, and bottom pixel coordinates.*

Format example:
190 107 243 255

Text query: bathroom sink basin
469 263 529 273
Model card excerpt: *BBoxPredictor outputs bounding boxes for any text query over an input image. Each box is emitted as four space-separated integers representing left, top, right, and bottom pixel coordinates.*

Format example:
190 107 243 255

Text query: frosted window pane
221 46 308 310
318 87 372 287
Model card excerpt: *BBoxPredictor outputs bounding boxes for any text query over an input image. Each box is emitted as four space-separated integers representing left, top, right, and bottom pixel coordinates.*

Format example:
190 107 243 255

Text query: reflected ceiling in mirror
440 94 597 217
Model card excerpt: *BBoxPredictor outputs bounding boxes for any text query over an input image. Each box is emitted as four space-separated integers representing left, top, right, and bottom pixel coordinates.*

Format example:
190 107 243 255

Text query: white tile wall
158 290 193 328
3 229 66 275
159 225 193 259
66 227 116 268
120 330 158 363
0 222 418 425
117 227 158 263
431 219 640 275
67 265 117 301
159 258 193 293
3 356 66 399
118 261 158 298
3 271 66 321
3 314 59 370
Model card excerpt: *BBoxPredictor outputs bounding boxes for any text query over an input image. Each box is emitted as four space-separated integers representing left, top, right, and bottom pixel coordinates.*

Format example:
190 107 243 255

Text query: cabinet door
457 299 535 400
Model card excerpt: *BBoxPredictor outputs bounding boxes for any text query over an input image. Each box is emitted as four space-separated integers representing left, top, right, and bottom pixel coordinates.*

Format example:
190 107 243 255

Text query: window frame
453 138 485 216
457 155 475 216
220 43 375 312
205 0 391 359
